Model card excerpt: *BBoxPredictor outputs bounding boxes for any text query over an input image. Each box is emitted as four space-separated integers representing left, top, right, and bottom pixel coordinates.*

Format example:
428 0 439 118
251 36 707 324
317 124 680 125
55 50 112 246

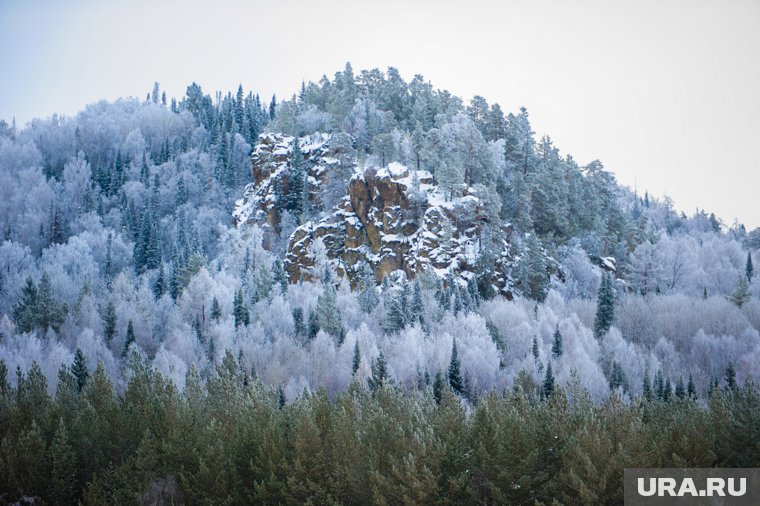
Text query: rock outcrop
235 132 517 295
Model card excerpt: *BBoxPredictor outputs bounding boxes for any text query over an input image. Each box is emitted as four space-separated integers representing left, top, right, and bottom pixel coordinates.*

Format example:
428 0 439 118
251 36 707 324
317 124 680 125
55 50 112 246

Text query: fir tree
594 273 615 338
12 276 37 333
687 374 696 398
36 272 66 334
316 285 343 338
101 301 116 343
675 377 686 399
49 418 76 505
433 371 445 405
51 206 65 244
368 352 389 392
153 264 166 299
233 289 248 328
352 340 361 375
725 361 737 391
448 339 464 395
291 307 304 338
123 320 136 358
654 369 665 400
642 369 653 401
746 251 754 282
210 297 222 322
551 325 563 358
70 348 88 392
307 309 319 340
729 275 751 307
542 362 555 398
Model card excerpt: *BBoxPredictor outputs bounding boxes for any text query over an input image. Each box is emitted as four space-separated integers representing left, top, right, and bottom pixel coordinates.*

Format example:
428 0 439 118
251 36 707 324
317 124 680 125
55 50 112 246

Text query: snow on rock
232 132 345 243
234 132 520 295
284 162 514 295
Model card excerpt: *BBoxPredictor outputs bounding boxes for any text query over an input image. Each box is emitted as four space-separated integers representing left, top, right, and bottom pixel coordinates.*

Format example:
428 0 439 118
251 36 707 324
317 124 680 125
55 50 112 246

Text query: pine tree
36 272 66 334
49 418 76 505
551 325 563 358
448 339 464 395
409 280 424 325
725 361 737 391
654 369 665 400
210 297 222 322
368 352 389 392
70 348 88 392
233 289 248 328
357 266 379 314
687 374 696 398
123 320 136 357
663 378 672 401
153 264 166 299
609 361 626 391
13 276 37 333
352 340 361 375
433 371 445 405
269 94 277 120
675 377 686 399
542 362 555 398
594 273 615 338
51 206 65 244
746 251 754 282
307 309 319 340
316 285 344 338
729 275 751 307
101 301 116 343
642 369 653 401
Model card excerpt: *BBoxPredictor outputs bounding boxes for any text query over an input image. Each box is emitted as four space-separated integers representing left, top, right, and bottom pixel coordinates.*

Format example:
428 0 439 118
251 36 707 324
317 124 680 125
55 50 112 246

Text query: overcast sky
1 0 758 228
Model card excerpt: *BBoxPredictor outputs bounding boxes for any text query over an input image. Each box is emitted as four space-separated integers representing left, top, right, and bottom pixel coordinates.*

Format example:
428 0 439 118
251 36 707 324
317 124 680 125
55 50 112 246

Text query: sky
1 0 759 229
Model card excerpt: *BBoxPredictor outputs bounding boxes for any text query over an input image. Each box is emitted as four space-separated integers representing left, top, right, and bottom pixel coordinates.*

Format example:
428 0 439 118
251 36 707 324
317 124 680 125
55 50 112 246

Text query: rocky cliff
235 133 517 295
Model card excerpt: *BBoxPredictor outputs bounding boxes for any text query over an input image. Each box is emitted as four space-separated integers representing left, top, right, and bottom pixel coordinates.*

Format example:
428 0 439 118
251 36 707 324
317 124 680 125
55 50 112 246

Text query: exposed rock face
285 162 514 295
232 132 344 229
235 132 517 295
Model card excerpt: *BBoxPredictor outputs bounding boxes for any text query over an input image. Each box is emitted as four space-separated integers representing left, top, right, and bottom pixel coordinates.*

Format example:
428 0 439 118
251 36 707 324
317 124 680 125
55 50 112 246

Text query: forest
1 64 759 503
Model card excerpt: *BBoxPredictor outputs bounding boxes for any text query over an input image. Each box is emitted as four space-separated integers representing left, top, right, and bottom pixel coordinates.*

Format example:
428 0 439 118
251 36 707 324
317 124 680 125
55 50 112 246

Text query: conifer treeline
1 354 758 505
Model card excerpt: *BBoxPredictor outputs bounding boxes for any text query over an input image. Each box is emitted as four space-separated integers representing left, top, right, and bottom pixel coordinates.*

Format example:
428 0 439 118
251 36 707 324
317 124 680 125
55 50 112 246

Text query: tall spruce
594 273 615 338
448 339 464 395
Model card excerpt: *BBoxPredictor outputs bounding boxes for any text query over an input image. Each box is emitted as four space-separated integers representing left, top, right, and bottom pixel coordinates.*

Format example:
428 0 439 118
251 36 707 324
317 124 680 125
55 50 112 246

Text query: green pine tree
70 348 88 392
448 339 464 395
542 362 555 398
352 340 361 375
594 273 615 338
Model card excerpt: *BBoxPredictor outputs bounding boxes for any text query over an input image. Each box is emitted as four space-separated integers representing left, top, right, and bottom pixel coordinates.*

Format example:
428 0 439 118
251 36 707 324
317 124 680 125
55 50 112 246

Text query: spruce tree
448 339 464 395
542 362 555 398
433 371 444 405
594 273 615 338
316 285 343 338
725 361 737 391
675 377 686 399
49 418 76 505
307 309 319 340
70 348 88 392
291 307 304 338
352 340 361 375
37 271 66 334
368 352 389 392
210 297 222 322
551 325 563 358
101 301 116 343
642 369 653 401
123 320 136 357
687 374 696 398
13 276 37 333
746 251 754 282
